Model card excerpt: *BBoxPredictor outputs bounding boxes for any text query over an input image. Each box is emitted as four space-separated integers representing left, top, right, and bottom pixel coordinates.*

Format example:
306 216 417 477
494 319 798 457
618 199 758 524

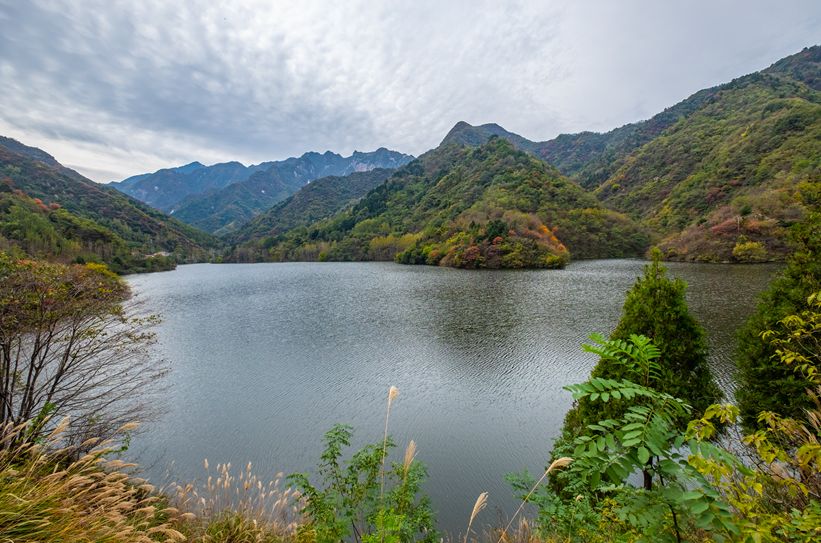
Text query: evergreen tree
567 250 722 434
736 212 821 430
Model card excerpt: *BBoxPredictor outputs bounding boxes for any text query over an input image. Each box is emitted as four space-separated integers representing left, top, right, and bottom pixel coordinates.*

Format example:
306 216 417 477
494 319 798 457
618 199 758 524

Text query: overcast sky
0 1 818 182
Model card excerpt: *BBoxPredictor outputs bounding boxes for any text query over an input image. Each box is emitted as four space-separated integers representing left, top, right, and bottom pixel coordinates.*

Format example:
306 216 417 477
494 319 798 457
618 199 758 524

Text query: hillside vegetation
236 138 649 268
600 68 820 262
435 46 821 263
229 168 396 259
0 139 216 273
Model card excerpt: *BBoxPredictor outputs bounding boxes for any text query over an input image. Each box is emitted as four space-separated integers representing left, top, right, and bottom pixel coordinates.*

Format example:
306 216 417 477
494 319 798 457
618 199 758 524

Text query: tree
0 253 166 447
736 213 821 429
523 333 821 543
568 250 721 436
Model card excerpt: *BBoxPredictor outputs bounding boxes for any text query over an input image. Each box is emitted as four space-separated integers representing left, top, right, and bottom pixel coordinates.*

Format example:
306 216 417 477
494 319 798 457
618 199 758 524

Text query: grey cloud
0 0 819 181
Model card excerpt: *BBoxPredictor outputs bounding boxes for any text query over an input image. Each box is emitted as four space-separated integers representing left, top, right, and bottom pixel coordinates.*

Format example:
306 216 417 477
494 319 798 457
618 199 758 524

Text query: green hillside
171 167 300 235
229 168 396 261
598 59 820 262
429 47 821 263
242 138 649 268
0 139 217 273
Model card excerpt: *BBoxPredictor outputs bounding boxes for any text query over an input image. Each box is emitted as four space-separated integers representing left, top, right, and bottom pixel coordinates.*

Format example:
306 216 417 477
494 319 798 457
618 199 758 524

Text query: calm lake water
127 260 778 534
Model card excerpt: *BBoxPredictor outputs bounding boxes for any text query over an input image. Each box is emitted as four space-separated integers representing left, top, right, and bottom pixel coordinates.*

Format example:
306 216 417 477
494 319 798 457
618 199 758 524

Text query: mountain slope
597 48 820 262
434 46 821 262
0 137 216 272
442 84 723 191
229 168 395 257
237 138 649 267
172 148 413 234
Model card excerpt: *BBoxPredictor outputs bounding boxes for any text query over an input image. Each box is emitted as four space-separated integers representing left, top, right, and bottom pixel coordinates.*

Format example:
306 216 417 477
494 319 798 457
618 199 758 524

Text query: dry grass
464 491 489 543
403 439 417 478
380 385 399 500
0 420 184 543
169 459 304 541
0 419 305 543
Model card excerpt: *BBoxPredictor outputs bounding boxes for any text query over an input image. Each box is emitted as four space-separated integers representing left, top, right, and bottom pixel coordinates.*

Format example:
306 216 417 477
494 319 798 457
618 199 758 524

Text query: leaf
688 499 710 515
637 446 650 465
623 430 643 441
680 490 703 501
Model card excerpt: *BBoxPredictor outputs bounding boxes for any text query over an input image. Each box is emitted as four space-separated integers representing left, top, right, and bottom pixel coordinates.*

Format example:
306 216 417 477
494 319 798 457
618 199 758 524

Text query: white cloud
0 0 818 181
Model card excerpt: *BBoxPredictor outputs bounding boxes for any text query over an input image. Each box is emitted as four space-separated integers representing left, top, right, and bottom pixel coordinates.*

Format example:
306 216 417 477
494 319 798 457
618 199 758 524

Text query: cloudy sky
0 1 819 182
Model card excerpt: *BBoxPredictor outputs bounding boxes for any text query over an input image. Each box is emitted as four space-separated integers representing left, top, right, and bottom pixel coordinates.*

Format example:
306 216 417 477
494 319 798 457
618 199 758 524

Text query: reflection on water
127 260 778 533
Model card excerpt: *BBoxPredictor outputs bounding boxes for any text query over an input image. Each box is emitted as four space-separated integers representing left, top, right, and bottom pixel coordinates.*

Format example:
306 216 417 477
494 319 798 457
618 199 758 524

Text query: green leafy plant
288 424 437 543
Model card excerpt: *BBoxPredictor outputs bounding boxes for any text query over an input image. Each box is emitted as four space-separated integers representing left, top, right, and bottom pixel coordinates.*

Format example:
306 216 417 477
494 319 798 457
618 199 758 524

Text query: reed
495 457 572 543
0 420 184 543
380 385 399 501
403 439 417 479
170 459 304 540
464 491 489 543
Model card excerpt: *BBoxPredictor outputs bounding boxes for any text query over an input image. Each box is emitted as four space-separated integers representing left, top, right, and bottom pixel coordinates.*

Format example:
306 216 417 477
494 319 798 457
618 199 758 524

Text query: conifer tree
736 212 821 430
568 250 722 433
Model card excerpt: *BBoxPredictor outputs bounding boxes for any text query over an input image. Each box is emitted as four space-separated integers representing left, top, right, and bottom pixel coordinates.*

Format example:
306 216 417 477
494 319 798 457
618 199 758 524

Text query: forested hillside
433 46 821 263
237 138 648 268
600 50 820 262
229 168 396 259
0 138 216 273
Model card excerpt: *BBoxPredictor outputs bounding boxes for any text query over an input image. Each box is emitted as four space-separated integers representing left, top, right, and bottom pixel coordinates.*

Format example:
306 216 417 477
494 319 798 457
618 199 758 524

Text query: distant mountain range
113 148 413 235
0 136 215 273
112 160 274 212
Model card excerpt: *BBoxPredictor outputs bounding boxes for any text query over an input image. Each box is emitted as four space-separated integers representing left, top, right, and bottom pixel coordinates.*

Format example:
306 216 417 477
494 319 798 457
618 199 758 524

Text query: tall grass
170 459 303 540
0 420 184 543
381 385 400 502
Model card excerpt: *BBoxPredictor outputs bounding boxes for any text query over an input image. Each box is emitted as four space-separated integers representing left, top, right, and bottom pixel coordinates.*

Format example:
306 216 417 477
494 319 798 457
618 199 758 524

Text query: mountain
442 121 541 152
434 46 821 262
0 137 216 273
111 160 273 212
229 168 396 257
170 148 413 234
441 86 726 191
231 138 649 267
592 46 820 262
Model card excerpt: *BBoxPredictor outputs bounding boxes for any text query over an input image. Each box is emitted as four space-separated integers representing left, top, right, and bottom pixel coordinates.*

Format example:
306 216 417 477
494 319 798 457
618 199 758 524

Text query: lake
127 260 779 534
